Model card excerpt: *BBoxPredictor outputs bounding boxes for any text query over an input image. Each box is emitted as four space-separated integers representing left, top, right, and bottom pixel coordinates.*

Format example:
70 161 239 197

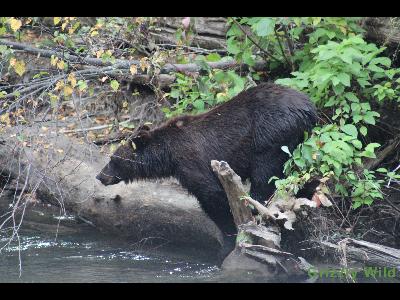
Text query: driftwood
318 238 400 269
0 123 223 251
210 160 313 277
210 161 253 227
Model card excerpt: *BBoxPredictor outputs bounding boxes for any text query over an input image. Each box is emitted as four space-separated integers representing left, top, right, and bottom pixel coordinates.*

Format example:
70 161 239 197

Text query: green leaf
351 139 363 149
317 50 336 61
333 84 345 95
242 49 255 66
193 99 205 111
367 64 385 73
227 37 240 55
77 80 88 92
169 89 180 99
365 143 380 153
360 126 368 136
337 73 351 87
254 18 275 37
370 57 391 67
352 114 363 124
110 80 119 92
361 151 376 158
344 92 359 102
357 78 371 87
341 124 358 137
363 113 376 125
205 53 221 62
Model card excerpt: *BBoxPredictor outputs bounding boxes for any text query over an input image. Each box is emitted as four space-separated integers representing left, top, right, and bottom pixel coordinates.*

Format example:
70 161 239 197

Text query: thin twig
274 28 294 71
229 18 282 64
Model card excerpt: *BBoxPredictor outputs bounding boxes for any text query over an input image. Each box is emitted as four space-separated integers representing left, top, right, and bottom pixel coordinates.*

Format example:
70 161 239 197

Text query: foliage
263 20 400 208
163 55 249 117
222 16 400 208
226 17 365 73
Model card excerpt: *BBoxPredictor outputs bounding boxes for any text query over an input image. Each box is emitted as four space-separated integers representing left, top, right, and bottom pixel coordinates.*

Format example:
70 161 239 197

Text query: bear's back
153 82 317 147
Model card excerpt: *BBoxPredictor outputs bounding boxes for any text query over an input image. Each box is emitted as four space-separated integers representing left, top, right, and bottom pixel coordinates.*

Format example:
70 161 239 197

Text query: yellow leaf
63 85 73 97
54 17 61 25
110 144 117 153
68 73 77 88
140 57 149 72
51 55 58 66
57 60 65 70
9 58 16 67
61 21 68 31
14 60 26 77
55 80 64 91
90 30 98 37
122 101 128 108
96 49 104 58
130 64 138 75
9 18 22 32
0 113 11 125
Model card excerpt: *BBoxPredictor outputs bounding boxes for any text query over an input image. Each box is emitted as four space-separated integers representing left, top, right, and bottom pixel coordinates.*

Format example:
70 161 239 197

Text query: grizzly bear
96 82 317 237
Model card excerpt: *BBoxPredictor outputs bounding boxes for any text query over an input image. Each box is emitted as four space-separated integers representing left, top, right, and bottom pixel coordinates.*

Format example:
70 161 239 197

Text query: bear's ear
138 124 151 132
132 130 151 148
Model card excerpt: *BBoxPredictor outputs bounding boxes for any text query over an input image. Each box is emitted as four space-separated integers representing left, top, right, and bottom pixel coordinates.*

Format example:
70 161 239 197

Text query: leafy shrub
163 55 249 118
273 33 400 207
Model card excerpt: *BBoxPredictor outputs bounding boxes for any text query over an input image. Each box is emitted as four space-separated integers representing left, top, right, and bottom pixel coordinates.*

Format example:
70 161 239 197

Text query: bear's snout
95 173 103 182
96 172 121 186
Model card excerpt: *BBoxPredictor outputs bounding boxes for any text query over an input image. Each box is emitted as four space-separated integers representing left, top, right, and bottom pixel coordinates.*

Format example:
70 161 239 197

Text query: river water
0 212 399 283
0 225 221 283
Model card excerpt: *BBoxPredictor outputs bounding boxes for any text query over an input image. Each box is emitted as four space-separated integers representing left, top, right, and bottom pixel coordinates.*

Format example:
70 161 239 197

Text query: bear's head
96 124 157 186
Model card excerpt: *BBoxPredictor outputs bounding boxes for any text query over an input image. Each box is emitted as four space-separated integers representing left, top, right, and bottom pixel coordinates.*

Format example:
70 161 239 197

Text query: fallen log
151 17 228 50
0 123 223 252
317 238 400 268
